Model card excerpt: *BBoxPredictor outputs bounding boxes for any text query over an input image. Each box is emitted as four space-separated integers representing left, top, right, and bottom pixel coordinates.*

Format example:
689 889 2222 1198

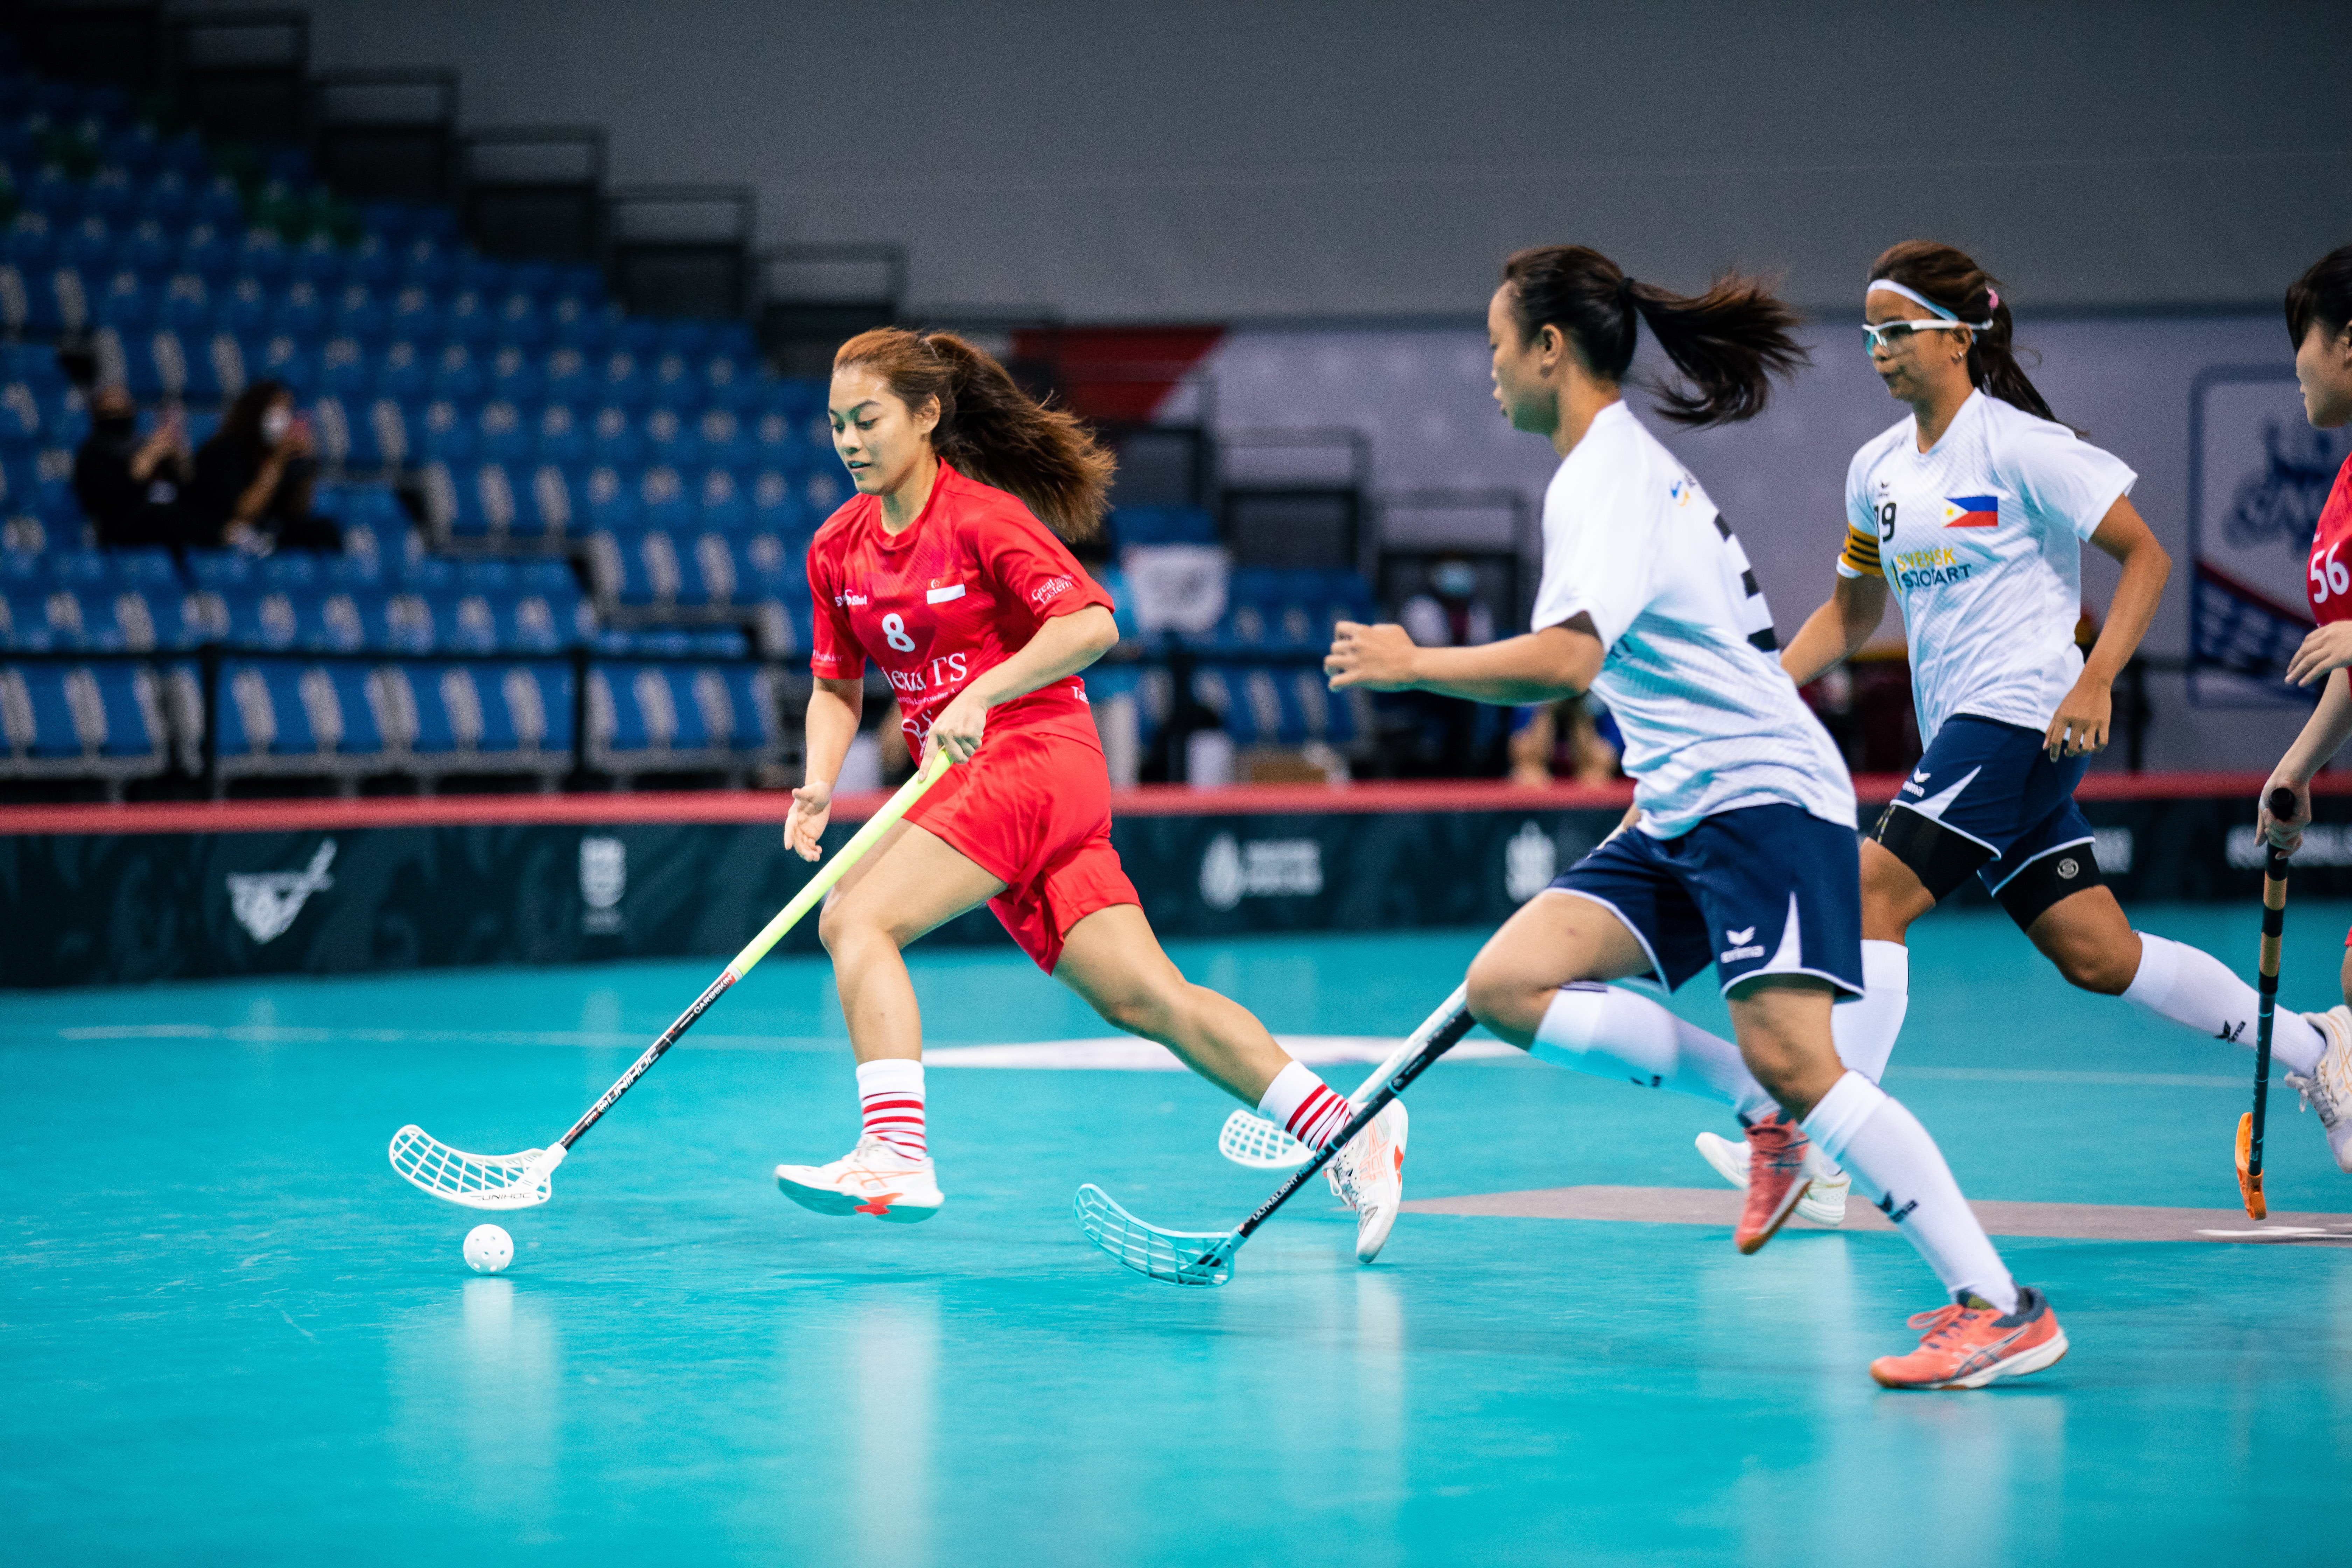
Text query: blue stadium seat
1 660 164 766
589 404 643 467
697 465 749 531
533 402 588 466
485 344 542 405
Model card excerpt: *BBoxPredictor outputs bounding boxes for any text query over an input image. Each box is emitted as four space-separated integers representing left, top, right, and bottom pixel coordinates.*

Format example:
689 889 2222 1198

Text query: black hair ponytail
1499 245 1807 427
1867 240 2059 426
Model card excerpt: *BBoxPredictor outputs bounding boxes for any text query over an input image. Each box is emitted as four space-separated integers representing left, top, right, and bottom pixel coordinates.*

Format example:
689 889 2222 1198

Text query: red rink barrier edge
0 769 2316 837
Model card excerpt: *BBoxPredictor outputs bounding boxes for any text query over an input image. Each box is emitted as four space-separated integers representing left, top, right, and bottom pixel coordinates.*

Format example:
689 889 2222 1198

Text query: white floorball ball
462 1223 514 1274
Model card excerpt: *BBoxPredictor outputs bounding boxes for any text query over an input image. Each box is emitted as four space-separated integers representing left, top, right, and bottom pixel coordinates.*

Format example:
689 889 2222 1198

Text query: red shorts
903 724 1138 973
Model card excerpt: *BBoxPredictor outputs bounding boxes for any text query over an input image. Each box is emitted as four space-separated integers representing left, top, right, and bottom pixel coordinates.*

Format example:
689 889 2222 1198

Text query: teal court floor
7 905 2352 1566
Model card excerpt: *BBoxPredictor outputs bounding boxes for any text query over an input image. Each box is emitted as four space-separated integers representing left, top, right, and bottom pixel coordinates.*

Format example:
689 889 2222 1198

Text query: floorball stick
1077 997 1477 1286
2236 785 2298 1220
1214 984 1472 1168
389 750 951 1210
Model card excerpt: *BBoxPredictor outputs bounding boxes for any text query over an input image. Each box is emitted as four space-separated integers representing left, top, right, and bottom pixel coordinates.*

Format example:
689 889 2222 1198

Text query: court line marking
0 1027 2272 1086
1401 1185 2352 1245
8 1025 1517 1068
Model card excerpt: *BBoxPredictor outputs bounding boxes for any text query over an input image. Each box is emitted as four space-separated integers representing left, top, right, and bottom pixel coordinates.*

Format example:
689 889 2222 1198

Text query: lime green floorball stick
388 750 952 1210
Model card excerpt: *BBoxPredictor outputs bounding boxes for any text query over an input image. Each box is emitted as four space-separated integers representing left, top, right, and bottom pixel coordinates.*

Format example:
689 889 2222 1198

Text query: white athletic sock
1803 1070 2018 1313
2124 932 2324 1075
856 1058 928 1162
1258 1060 1352 1150
1833 939 1910 1083
1531 982 1778 1122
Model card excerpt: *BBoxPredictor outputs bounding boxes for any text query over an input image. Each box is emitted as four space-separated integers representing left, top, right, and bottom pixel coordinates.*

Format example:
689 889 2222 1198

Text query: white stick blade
388 1125 557 1209
1217 1108 1311 1169
1072 1183 1235 1287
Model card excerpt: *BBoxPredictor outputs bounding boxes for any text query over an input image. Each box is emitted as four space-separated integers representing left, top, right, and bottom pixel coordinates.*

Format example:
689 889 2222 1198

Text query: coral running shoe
2287 1006 2352 1172
775 1136 944 1223
1869 1288 2068 1390
1734 1115 1812 1254
1695 1129 1850 1225
1329 1100 1409 1263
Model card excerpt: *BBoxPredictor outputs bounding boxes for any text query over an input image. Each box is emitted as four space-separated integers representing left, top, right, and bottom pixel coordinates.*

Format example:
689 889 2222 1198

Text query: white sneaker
2287 1006 2352 1173
1695 1129 1850 1226
1329 1101 1409 1263
775 1136 944 1222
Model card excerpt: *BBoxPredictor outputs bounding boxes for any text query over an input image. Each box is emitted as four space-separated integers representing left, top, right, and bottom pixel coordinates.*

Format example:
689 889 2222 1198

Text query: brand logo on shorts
1719 926 1765 964
2056 857 2080 879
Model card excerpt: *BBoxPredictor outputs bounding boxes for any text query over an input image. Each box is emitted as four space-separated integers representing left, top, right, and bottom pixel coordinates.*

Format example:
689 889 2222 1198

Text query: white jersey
1839 391 2135 747
1532 401 1855 838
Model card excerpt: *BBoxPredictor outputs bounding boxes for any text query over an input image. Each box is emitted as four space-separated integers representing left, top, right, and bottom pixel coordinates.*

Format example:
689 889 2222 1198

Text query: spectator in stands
74 384 194 549
1394 556 1506 775
188 380 341 552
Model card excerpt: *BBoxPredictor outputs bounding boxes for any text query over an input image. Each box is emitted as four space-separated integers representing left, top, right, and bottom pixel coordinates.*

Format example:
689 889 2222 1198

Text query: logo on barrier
226 840 336 944
1504 821 1557 903
581 835 626 934
1199 833 1323 912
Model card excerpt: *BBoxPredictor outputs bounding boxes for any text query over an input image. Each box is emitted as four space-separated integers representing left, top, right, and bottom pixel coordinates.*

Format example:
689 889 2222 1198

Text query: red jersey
806 462 1116 752
2306 451 2352 624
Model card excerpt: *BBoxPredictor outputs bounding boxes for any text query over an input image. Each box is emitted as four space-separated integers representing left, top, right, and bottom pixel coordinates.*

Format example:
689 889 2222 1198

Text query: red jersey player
771 328 1408 1259
2259 244 2352 1168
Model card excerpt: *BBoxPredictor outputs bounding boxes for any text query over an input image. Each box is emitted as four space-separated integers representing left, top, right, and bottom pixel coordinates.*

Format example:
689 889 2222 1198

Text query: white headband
1867 277 1997 326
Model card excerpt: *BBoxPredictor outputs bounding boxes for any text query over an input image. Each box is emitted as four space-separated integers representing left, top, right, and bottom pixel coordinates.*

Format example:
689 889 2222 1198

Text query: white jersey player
1327 242 2066 1390
1693 240 2352 1213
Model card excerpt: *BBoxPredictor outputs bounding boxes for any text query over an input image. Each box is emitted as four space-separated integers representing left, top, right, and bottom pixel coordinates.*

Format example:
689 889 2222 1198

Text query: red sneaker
1869 1288 2069 1390
1733 1115 1811 1254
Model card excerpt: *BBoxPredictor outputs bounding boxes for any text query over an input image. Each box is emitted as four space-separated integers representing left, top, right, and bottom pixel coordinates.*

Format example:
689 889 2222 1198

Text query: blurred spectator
74 385 195 548
188 380 341 552
1509 697 1622 786
1393 556 1505 776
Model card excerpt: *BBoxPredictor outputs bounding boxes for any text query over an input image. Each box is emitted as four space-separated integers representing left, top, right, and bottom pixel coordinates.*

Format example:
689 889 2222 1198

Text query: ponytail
1499 245 1807 427
1867 240 2060 426
2286 245 2352 349
832 327 1115 541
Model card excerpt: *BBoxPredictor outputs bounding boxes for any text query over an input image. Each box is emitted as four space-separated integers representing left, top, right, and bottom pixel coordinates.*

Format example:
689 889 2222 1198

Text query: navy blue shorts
1875 715 2101 926
1548 803 1864 998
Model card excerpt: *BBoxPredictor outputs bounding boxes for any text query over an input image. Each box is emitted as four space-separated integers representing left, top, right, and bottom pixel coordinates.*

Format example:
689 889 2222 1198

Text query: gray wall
266 0 2349 322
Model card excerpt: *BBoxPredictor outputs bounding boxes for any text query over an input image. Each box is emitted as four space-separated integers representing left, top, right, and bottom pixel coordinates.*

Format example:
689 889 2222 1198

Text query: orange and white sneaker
1329 1100 1409 1263
2287 1006 2352 1172
1734 1114 1811 1254
775 1136 944 1223
1869 1288 2069 1390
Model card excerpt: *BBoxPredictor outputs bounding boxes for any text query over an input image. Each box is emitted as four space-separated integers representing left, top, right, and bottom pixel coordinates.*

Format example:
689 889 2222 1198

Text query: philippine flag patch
1939 495 1999 528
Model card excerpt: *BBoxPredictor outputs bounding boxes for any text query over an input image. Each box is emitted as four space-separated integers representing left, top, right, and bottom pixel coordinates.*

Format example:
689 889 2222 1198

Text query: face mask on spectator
261 407 292 443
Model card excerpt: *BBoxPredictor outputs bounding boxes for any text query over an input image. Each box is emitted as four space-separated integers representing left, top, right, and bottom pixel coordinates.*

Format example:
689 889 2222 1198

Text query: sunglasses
1861 319 1975 355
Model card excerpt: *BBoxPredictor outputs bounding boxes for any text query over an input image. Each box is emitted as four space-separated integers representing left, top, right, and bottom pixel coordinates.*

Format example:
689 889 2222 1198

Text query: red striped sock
855 1058 927 1161
1257 1061 1351 1151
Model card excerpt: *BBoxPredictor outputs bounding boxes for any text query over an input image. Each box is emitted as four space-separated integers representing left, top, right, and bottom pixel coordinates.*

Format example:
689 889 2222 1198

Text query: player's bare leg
1056 903 1412 1260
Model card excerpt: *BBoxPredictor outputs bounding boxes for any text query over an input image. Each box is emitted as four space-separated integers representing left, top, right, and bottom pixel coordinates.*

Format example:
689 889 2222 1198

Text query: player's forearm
2276 669 2352 784
2079 539 2169 685
801 681 863 789
1780 578 1884 688
967 606 1119 709
1401 632 1593 706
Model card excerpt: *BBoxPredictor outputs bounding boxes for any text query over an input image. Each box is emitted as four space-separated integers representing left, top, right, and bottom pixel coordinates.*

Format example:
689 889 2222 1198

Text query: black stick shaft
2250 785 2298 1181
556 969 736 1150
1227 1004 1476 1245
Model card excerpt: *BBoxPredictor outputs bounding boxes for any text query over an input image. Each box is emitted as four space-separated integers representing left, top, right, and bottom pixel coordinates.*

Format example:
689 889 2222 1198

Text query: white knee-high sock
1833 939 1910 1083
2124 932 2323 1075
1532 982 1778 1121
1257 1060 1353 1150
1803 1070 2018 1313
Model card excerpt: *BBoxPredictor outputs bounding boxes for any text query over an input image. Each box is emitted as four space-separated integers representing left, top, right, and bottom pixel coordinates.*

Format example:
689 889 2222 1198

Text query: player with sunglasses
1694 240 2352 1215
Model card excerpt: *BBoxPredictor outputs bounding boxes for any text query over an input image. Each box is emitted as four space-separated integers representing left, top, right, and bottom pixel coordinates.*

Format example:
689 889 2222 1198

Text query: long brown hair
1500 245 1807 427
832 328 1114 541
1868 240 2059 425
